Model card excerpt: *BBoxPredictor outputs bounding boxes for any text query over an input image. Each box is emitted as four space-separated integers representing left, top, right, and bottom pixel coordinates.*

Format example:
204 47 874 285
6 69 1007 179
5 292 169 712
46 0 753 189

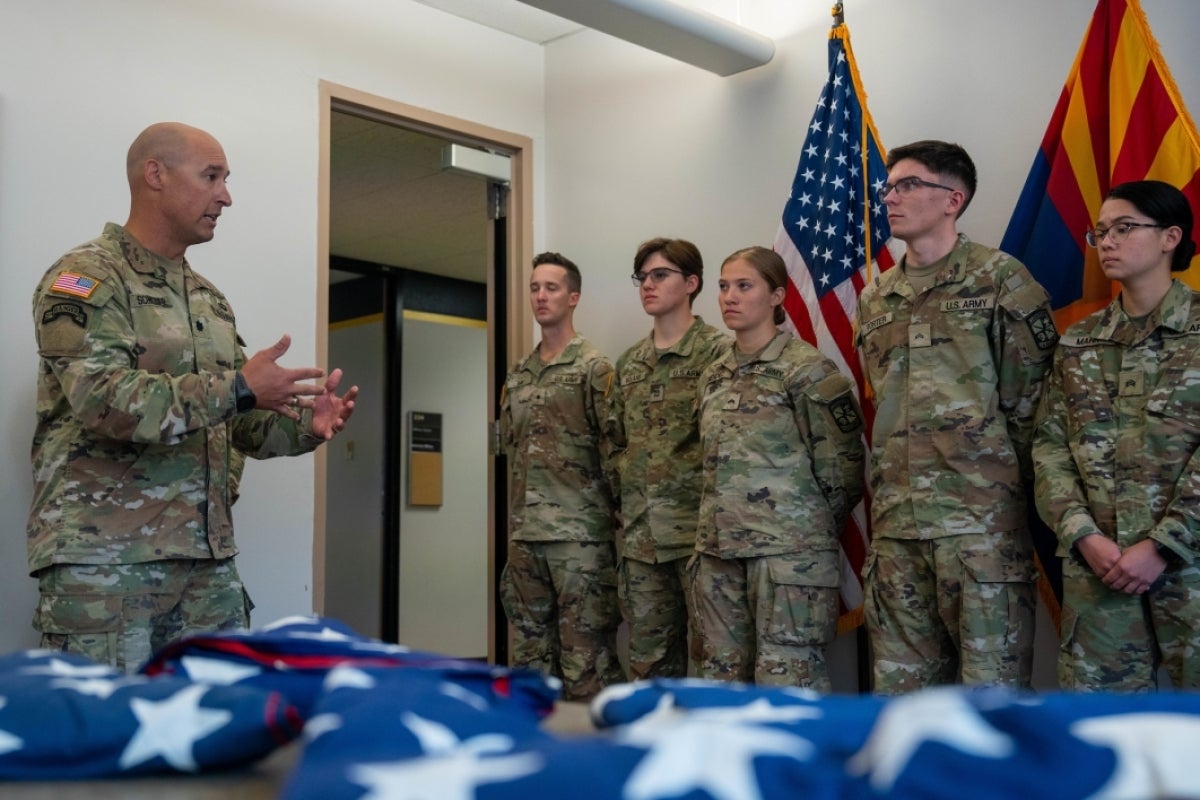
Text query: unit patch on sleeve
1026 308 1058 350
829 395 862 433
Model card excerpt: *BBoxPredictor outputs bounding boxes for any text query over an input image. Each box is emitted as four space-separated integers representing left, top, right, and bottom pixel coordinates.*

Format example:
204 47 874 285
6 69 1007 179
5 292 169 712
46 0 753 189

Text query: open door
315 82 533 664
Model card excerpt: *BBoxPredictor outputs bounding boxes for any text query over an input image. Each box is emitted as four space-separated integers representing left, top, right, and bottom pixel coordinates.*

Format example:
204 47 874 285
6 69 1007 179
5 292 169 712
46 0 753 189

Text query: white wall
0 0 544 651
398 318 489 657
551 0 1200 360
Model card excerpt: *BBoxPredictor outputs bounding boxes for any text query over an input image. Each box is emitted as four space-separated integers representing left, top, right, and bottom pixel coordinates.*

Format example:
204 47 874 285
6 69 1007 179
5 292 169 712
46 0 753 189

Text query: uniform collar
634 315 711 363
879 233 971 297
520 332 584 373
1097 278 1193 342
107 222 187 276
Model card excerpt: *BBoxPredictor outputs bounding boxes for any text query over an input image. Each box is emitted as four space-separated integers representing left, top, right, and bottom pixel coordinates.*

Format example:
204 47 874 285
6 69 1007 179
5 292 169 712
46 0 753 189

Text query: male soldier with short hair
29 122 357 673
609 237 730 679
499 252 623 700
856 140 1058 693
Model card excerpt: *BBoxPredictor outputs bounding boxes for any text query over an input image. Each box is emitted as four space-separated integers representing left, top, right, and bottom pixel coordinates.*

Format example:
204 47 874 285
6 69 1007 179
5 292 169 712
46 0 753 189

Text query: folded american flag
281 672 1200 799
593 680 1200 799
141 615 560 720
0 649 299 779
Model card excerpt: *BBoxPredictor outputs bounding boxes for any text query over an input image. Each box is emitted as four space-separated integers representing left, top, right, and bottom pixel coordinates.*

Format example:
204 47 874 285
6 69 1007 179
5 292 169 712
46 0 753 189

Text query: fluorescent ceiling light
517 0 775 76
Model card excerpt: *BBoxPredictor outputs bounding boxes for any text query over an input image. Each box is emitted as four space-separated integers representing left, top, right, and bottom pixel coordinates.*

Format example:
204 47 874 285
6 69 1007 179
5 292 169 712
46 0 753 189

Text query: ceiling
329 111 495 284
330 1 750 285
328 3 579 286
411 0 584 43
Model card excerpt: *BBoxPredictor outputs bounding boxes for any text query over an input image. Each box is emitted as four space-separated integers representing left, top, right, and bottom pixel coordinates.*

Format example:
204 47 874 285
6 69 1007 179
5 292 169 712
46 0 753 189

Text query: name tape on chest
940 296 996 312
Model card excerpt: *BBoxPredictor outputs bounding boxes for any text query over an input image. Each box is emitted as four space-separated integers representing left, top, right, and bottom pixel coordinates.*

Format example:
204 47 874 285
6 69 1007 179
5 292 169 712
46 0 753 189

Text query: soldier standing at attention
29 122 357 673
856 140 1058 693
498 252 623 700
1034 180 1200 691
609 237 730 679
693 247 864 690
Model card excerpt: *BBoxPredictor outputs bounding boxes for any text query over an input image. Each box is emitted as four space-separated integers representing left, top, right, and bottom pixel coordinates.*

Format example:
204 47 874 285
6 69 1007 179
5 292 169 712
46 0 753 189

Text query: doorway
314 82 533 664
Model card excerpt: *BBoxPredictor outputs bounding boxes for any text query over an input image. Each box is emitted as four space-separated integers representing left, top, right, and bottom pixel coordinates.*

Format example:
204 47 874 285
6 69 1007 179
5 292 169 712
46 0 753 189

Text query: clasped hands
240 334 359 440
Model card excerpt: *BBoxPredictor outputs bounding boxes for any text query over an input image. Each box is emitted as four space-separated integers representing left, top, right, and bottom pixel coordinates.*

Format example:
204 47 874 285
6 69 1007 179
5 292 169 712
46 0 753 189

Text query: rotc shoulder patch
829 395 862 433
50 271 99 299
1026 308 1058 350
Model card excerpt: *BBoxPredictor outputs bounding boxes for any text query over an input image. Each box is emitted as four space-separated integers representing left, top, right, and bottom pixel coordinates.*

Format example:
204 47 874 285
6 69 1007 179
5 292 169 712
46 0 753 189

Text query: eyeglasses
1085 221 1166 247
877 176 956 202
631 267 684 286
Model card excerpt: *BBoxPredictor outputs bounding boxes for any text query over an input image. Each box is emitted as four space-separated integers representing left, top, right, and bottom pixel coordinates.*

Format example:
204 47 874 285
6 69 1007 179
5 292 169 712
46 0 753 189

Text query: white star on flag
118 685 233 772
618 695 819 800
846 687 1015 791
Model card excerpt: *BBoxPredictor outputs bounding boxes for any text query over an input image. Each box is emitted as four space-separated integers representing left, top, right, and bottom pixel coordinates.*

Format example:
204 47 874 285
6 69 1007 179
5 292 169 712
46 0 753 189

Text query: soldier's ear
144 158 166 191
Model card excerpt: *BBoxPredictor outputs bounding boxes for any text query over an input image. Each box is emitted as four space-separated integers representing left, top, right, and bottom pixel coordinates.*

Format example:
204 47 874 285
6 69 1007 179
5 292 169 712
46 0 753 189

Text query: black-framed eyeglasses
631 267 684 286
1085 221 1166 247
877 176 956 202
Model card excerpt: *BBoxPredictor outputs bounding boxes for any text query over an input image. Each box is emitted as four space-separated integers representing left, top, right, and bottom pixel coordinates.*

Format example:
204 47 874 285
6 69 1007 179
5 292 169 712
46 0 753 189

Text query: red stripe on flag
1113 66 1177 183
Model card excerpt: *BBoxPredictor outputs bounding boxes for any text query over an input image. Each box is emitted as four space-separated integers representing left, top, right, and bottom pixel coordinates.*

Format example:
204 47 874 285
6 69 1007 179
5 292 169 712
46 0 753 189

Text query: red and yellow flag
1002 0 1200 332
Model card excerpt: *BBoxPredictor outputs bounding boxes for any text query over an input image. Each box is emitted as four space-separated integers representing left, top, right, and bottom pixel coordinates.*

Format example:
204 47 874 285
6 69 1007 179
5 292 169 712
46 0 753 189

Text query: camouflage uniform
692 331 864 690
29 224 323 670
1033 279 1200 691
856 233 1057 693
498 334 623 700
609 317 730 678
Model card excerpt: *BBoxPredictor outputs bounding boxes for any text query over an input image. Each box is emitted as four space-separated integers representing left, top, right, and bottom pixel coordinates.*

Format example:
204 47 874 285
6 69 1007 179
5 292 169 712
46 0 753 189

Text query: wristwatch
233 371 257 414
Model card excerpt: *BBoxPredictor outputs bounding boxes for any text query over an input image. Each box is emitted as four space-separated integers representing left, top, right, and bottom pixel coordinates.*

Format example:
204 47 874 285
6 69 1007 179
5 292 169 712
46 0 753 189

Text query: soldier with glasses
856 140 1058 693
1035 179 1200 690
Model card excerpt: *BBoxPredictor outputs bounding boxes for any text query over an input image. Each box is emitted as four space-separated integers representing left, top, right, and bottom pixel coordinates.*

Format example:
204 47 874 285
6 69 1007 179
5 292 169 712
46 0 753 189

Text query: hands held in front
241 334 358 435
1077 533 1166 595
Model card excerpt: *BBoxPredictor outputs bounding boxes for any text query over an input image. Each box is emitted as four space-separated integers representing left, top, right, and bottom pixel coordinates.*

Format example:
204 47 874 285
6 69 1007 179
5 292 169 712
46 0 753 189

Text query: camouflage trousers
691 552 839 691
499 540 623 701
864 532 1036 694
617 555 696 680
34 558 252 674
1059 551 1200 691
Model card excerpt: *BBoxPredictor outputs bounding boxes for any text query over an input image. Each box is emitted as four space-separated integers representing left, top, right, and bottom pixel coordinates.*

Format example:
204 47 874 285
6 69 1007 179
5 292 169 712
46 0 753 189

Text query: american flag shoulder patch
50 271 98 299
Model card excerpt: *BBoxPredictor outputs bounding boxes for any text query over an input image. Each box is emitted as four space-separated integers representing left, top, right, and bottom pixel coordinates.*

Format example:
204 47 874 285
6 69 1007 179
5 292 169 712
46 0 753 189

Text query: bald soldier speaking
28 122 357 673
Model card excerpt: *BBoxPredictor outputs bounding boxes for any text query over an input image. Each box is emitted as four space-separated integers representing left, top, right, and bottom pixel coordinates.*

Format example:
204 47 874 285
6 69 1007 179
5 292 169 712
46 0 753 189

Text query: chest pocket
1145 352 1200 447
188 288 239 372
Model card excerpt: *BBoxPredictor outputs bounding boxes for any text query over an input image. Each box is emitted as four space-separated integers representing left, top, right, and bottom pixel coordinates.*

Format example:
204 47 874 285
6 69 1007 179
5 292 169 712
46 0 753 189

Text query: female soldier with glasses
1034 179 1200 690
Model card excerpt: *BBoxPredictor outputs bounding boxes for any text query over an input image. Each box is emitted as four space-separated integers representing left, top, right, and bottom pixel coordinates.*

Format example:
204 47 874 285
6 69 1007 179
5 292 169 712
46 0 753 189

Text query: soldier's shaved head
126 122 217 188
123 122 231 259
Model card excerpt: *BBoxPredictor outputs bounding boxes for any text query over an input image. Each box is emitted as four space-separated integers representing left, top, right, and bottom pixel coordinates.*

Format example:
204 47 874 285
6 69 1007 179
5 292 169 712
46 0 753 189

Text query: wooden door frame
315 80 533 662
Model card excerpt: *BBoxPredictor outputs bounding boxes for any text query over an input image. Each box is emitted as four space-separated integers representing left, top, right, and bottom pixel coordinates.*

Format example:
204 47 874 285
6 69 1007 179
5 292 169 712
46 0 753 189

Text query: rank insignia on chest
909 323 932 348
650 383 665 402
50 271 98 299
1118 369 1144 396
722 392 740 411
531 389 546 406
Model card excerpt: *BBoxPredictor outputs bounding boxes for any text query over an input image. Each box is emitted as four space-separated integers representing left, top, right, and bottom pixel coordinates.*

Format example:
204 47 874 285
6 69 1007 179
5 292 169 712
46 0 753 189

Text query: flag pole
832 4 879 283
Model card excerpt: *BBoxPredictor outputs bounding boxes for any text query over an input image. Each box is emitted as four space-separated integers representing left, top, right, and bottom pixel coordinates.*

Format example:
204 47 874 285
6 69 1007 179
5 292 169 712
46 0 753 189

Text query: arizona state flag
1002 0 1200 332
1002 0 1200 623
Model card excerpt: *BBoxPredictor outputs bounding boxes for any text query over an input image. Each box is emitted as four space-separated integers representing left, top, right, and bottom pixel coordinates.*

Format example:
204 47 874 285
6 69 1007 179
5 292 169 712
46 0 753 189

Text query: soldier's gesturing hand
240 334 326 421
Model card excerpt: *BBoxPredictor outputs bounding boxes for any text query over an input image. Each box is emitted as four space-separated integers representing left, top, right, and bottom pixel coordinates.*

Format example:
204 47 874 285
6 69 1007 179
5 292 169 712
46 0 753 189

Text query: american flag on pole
773 15 899 631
